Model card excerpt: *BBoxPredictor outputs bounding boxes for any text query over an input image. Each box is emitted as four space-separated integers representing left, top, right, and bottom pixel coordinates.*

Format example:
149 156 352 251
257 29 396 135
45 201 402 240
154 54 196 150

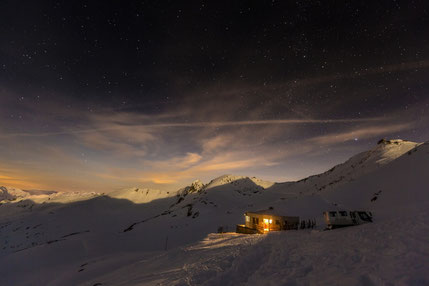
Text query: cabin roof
246 209 292 217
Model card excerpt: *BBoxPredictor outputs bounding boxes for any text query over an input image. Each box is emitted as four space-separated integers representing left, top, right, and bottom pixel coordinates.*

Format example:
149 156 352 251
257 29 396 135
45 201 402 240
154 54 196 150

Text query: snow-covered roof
246 209 297 217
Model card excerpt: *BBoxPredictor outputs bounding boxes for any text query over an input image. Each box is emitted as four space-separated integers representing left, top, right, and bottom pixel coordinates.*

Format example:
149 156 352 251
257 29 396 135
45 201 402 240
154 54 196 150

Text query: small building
323 210 373 229
236 209 299 234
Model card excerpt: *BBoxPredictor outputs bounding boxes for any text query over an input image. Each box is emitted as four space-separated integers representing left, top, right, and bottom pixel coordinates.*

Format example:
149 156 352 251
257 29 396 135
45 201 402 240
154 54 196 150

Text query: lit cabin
236 209 299 234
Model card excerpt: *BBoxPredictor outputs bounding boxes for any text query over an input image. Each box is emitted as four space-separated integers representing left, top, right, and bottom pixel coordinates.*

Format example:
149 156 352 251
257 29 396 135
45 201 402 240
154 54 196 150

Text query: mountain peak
286 138 422 194
205 174 274 190
0 186 29 202
191 180 204 192
371 139 420 165
108 187 172 203
377 138 411 145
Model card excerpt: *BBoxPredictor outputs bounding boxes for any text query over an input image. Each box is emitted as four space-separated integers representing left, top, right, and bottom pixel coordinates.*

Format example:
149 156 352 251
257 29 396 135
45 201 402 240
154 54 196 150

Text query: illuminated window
263 218 272 232
245 215 250 222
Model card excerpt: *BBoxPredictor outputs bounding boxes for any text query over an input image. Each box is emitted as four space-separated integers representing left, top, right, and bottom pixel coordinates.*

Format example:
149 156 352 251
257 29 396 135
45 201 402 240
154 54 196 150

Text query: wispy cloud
284 59 429 87
0 117 385 139
139 153 272 185
0 104 420 191
1 58 427 192
308 123 413 145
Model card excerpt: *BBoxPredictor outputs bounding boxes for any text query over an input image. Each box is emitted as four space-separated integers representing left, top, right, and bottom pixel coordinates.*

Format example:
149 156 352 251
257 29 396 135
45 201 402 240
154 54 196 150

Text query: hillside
0 139 428 285
108 187 174 204
268 139 421 195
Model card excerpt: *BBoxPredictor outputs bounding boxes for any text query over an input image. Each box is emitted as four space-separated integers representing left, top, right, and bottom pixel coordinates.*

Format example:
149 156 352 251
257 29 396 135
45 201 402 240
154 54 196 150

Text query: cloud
0 103 414 191
308 123 413 145
1 62 427 193
140 154 266 185
201 135 234 153
77 127 154 157
0 117 384 139
281 59 429 88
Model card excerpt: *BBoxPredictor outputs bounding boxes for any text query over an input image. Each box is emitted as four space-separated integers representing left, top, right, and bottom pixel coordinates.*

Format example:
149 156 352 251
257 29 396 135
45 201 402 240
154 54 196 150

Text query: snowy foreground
0 139 429 285
82 213 429 286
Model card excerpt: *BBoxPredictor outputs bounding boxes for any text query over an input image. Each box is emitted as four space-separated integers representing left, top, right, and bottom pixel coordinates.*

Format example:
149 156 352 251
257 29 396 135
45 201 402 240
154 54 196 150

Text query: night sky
1 1 428 192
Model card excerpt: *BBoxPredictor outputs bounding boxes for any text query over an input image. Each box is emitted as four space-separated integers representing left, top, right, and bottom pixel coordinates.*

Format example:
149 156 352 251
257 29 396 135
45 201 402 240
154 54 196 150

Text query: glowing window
263 218 272 232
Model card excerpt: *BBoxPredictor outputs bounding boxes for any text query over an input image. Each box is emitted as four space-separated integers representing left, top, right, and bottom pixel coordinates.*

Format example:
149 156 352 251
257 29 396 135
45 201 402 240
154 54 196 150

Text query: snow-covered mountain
0 186 30 201
108 187 174 204
269 139 421 195
0 186 173 212
0 139 428 285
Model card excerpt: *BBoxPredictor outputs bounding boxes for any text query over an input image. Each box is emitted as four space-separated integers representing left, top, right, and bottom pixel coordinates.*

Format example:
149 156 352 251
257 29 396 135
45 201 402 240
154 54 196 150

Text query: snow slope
80 213 429 286
0 186 29 201
0 139 428 285
108 187 174 204
268 139 421 195
205 174 275 190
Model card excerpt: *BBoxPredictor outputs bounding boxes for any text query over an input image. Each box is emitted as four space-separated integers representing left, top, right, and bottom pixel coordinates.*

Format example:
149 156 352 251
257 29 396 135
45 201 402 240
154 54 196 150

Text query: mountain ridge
0 139 423 206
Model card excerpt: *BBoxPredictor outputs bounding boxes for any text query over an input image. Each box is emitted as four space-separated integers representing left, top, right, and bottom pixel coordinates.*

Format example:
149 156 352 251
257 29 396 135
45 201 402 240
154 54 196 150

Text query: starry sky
0 1 428 192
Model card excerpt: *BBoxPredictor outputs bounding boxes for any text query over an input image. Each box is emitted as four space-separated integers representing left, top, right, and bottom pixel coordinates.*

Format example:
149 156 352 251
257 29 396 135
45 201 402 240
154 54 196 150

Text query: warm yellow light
263 218 272 232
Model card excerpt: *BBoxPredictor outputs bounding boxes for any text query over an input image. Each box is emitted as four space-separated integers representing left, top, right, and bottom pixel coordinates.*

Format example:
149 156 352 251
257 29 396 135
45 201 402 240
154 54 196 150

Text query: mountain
108 187 174 204
0 186 30 201
0 185 173 211
269 139 421 195
0 139 428 285
205 174 275 190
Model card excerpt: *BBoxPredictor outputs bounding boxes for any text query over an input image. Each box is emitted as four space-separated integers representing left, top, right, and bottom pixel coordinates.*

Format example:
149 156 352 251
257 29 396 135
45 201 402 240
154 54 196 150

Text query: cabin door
263 218 272 232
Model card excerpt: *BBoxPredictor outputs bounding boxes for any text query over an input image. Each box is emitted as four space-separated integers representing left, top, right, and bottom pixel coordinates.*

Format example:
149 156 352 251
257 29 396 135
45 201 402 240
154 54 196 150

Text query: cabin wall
245 213 284 232
236 224 259 234
283 216 300 230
